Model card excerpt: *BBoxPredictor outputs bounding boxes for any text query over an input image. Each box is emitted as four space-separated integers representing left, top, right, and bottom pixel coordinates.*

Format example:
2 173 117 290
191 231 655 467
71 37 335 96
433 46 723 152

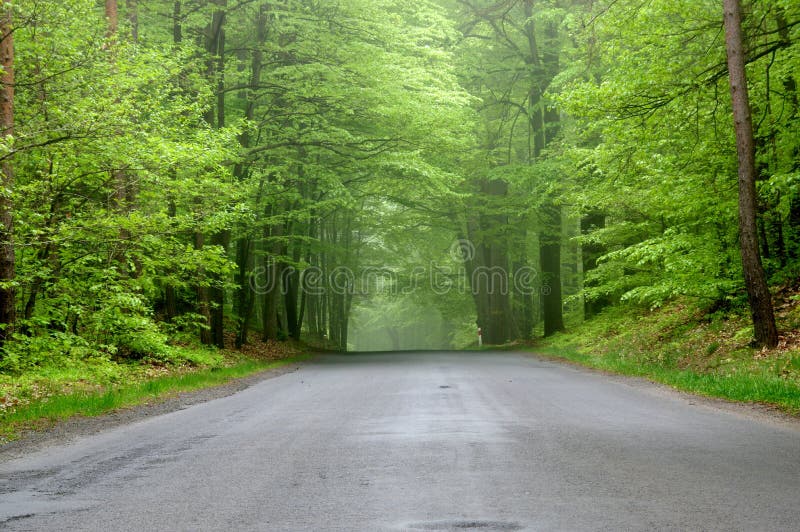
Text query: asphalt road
1 352 799 531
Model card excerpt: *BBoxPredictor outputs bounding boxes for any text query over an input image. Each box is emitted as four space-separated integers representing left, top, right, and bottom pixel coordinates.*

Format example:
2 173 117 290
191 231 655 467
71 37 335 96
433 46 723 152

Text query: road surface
1 351 799 531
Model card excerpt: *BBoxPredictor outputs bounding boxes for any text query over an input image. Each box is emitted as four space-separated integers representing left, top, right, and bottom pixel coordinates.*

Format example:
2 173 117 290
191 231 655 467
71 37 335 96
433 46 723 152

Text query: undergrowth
0 337 312 443
537 298 800 414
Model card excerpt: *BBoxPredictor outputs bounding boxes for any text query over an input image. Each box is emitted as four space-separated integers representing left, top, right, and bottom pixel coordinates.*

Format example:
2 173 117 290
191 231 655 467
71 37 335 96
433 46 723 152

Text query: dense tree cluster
0 0 797 366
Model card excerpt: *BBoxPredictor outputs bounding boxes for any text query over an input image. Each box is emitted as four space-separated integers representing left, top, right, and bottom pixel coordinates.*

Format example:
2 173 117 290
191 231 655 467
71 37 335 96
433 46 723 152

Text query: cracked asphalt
1 351 799 531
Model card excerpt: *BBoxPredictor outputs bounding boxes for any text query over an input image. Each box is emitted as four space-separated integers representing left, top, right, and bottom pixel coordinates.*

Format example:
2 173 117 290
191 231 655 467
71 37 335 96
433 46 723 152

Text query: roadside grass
534 300 800 415
535 345 800 414
1 347 313 443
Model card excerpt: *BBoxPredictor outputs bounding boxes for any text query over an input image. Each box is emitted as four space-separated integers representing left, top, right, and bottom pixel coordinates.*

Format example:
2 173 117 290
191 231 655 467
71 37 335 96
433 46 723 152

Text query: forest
1 0 799 377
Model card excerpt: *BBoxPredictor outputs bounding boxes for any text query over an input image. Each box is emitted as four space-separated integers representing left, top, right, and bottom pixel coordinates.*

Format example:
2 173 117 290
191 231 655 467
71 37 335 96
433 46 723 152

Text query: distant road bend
1 351 799 531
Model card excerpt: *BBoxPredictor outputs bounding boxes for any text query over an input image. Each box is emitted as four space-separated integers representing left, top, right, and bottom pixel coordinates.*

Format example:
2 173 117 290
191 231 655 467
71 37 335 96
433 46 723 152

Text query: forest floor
0 334 316 444
534 284 800 416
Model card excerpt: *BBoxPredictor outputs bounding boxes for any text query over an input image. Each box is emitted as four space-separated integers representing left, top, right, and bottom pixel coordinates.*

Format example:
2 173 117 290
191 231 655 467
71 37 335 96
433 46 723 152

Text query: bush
0 331 98 374
84 291 172 360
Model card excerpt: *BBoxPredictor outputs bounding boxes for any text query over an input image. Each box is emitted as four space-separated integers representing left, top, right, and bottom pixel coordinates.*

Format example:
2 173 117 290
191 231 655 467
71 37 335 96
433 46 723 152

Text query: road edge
523 349 800 431
0 359 309 461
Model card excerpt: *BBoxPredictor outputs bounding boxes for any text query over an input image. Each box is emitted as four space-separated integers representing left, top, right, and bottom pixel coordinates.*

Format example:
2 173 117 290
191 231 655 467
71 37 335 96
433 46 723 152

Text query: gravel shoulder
524 351 800 431
0 362 306 461
3 350 799 463
2 351 799 530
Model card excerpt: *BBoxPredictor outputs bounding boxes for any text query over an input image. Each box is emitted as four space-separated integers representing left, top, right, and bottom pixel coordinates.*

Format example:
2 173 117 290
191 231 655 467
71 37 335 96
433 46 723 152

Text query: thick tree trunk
523 9 565 337
581 211 607 318
540 204 564 337
261 261 280 341
209 7 226 348
164 284 177 322
0 7 15 345
194 0 226 346
164 171 178 322
194 230 212 345
723 0 778 347
284 247 301 340
234 237 254 348
105 0 118 36
262 208 283 342
173 1 183 44
464 224 489 341
164 9 181 323
465 182 515 346
210 230 228 348
107 0 142 277
232 6 266 348
126 0 139 43
512 257 534 340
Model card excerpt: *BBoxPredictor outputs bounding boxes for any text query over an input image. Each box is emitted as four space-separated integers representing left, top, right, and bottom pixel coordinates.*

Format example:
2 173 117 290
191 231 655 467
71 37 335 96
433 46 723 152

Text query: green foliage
0 354 312 442
0 332 100 374
84 291 170 359
540 297 800 413
551 0 800 314
0 0 482 364
3 0 800 365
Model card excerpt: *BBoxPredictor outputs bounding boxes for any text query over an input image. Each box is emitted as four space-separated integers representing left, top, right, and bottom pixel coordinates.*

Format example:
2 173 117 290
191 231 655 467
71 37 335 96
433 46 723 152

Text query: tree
723 0 778 347
0 3 14 346
441 0 570 341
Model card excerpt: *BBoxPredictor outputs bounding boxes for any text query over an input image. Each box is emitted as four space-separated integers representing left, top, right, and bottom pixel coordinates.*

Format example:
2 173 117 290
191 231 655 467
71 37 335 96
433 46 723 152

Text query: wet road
1 351 799 531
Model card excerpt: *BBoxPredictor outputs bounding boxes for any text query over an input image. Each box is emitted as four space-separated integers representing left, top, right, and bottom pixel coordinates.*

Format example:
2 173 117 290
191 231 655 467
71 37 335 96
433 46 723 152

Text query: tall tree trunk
210 4 226 348
106 0 139 276
210 231 228 349
723 0 778 347
464 206 513 345
164 5 181 322
540 203 564 336
284 242 301 340
0 6 15 345
581 211 607 319
234 236 253 348
105 0 118 36
195 229 212 345
482 179 516 344
126 0 139 42
195 0 226 345
173 1 183 44
512 256 534 341
234 5 266 347
464 224 490 341
525 12 564 337
262 207 283 342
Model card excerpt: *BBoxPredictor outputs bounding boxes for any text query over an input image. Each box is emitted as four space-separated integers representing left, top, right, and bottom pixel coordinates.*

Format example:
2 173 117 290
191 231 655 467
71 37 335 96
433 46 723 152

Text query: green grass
535 346 800 414
532 301 800 416
0 355 312 442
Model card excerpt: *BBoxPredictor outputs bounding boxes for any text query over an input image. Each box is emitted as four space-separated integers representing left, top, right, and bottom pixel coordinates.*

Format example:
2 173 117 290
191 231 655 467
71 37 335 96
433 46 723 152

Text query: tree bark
284 244 301 340
262 206 283 342
522 5 565 337
210 230 228 348
0 6 15 345
105 0 118 37
195 0 226 345
234 236 253 348
106 0 138 276
173 1 183 44
581 211 607 318
194 229 212 345
540 203 564 336
723 0 778 347
164 6 181 322
126 0 139 43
